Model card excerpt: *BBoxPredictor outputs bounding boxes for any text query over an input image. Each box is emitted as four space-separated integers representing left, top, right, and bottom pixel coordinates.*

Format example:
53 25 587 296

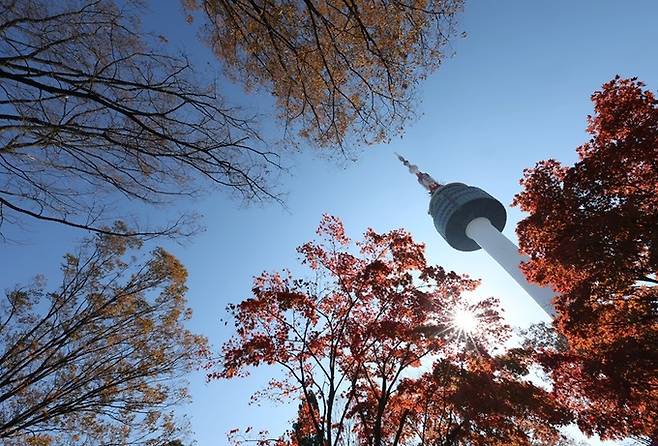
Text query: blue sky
2 0 658 444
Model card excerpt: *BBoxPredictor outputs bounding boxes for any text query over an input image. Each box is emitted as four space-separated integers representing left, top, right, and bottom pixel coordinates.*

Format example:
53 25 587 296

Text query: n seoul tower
396 154 555 317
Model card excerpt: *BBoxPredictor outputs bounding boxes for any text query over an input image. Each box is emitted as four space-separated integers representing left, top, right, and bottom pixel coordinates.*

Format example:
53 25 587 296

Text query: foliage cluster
514 77 658 442
0 231 208 445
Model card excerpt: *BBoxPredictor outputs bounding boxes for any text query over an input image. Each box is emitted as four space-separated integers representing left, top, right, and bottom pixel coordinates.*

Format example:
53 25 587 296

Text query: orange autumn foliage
514 77 658 442
186 0 463 149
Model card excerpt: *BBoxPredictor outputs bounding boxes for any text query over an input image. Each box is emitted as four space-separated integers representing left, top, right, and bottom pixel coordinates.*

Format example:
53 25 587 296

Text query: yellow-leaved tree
0 228 208 446
186 0 463 149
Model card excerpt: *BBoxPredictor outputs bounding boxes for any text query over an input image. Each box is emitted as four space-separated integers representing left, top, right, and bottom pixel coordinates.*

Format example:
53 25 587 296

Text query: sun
451 306 479 334
430 302 488 348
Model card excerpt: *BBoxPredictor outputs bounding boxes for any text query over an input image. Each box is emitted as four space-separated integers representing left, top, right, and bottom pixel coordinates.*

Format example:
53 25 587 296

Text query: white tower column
465 217 555 317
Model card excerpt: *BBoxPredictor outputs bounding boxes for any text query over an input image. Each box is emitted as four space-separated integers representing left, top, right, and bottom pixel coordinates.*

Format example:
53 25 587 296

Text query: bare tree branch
0 0 282 239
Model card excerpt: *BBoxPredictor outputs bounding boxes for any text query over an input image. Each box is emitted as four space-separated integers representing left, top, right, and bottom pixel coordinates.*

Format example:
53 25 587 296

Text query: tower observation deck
397 154 555 317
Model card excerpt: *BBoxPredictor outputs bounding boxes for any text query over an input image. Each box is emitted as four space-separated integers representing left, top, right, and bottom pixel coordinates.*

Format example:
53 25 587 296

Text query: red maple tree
214 215 573 446
514 77 658 442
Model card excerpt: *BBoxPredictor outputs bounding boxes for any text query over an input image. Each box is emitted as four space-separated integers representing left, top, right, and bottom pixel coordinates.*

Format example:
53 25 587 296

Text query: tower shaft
465 217 555 316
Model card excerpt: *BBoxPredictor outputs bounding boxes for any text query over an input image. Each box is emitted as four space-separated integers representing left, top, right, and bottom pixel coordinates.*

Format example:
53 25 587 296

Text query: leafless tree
0 0 281 239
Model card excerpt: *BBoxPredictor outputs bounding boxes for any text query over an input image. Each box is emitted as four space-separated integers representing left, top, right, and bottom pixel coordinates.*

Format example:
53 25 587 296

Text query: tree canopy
215 215 573 446
186 0 463 149
0 229 208 446
513 77 658 443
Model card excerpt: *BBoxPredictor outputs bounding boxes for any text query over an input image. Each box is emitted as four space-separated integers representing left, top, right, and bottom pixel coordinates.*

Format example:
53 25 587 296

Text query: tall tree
0 0 280 238
185 0 463 149
0 228 208 445
215 215 572 446
513 77 658 442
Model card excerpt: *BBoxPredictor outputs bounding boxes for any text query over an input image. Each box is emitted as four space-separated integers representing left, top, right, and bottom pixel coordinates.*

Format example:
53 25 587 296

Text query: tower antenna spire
395 153 441 194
